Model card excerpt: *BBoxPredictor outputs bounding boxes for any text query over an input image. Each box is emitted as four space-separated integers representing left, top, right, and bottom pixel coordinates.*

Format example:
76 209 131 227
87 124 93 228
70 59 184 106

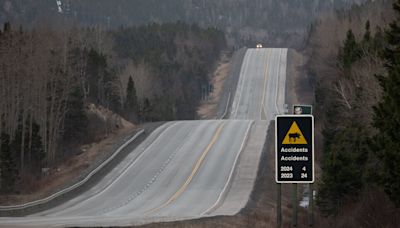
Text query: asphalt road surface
231 48 287 120
0 48 288 227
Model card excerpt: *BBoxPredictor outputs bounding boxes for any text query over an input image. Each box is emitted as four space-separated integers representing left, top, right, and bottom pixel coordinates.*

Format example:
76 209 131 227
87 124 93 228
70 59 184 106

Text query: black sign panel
275 115 314 183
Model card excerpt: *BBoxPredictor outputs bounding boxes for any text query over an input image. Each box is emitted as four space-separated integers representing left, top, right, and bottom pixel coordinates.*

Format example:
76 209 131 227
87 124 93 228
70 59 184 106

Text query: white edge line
200 120 254 215
278 49 287 114
50 122 178 213
80 122 179 203
275 116 279 183
232 50 251 118
274 49 282 114
261 49 271 120
0 123 170 211
231 52 248 118
219 92 231 120
143 121 224 216
0 129 145 210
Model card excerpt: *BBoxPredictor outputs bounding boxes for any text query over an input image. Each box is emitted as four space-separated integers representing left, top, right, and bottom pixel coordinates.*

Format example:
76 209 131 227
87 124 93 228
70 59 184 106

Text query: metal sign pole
276 113 314 228
277 183 282 228
293 105 314 227
309 183 314 226
292 183 298 227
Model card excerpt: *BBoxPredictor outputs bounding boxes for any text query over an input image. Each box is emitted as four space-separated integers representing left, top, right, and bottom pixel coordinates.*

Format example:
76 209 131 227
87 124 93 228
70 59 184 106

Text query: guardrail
0 129 145 211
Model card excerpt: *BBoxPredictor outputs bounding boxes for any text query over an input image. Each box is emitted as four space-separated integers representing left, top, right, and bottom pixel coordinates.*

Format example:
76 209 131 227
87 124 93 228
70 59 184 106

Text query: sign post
275 115 314 183
275 115 314 227
277 183 282 228
293 104 314 227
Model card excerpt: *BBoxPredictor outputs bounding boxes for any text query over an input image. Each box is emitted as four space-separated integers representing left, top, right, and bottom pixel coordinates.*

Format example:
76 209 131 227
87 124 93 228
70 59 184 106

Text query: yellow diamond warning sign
282 121 307 144
276 115 314 183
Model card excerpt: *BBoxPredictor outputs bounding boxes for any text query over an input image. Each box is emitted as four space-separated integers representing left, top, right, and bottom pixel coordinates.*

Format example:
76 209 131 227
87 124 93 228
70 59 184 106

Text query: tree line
0 0 363 49
0 22 226 194
307 0 400 222
113 22 226 121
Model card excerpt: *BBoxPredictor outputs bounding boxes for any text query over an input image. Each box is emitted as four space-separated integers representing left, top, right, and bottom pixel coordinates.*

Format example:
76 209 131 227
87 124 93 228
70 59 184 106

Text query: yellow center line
260 49 270 120
144 122 226 215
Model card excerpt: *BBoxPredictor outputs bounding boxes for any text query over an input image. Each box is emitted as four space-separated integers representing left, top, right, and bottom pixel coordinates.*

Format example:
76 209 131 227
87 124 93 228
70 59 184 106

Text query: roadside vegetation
0 22 225 196
307 0 400 226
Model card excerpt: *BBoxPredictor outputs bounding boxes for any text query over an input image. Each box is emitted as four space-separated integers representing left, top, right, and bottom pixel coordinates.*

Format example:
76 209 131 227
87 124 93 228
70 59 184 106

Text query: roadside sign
293 105 312 115
275 115 314 183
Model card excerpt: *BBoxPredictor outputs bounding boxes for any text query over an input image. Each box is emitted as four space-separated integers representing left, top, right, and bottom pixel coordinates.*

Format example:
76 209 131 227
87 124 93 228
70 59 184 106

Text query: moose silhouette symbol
289 132 301 142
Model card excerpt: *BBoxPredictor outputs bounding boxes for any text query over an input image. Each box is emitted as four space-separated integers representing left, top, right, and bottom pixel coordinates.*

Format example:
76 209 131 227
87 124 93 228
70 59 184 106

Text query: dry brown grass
197 54 230 119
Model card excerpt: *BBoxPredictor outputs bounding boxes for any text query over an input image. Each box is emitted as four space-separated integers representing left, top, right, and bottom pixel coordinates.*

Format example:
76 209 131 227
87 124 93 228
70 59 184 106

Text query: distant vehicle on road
256 44 263 48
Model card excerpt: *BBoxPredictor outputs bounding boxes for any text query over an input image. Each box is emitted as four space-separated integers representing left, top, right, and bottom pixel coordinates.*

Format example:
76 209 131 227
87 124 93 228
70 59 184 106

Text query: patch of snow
56 0 63 13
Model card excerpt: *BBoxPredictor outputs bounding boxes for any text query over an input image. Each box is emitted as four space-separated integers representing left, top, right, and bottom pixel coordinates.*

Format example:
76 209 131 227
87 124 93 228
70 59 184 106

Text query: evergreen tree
3 22 11 33
124 76 139 122
317 125 368 215
63 87 88 144
29 122 45 175
141 98 153 122
0 132 19 194
372 0 400 207
363 20 371 43
86 49 121 113
339 29 362 73
362 20 373 53
372 26 385 55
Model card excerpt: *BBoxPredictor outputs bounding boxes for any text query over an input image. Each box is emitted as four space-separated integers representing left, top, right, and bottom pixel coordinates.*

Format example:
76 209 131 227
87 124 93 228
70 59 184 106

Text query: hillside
0 0 367 48
0 21 226 195
306 0 400 226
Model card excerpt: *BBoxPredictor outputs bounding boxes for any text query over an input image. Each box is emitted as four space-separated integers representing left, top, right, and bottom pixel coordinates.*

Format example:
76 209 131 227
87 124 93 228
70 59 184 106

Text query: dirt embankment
197 53 231 119
197 48 247 120
0 104 136 206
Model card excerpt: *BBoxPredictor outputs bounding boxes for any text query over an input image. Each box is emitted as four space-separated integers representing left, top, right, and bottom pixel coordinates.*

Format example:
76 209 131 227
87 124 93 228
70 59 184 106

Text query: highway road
212 48 287 216
231 48 287 120
0 48 287 227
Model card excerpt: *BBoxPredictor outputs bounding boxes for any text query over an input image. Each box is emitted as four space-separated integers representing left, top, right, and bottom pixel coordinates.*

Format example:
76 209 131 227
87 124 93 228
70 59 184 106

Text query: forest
307 0 400 226
0 22 226 194
0 0 367 48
